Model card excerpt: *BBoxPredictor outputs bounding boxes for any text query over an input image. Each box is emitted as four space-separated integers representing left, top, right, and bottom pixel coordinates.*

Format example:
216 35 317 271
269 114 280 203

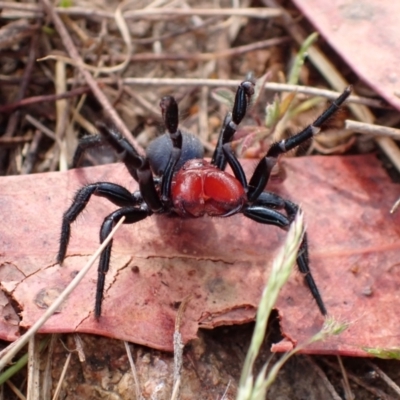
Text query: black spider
57 81 351 318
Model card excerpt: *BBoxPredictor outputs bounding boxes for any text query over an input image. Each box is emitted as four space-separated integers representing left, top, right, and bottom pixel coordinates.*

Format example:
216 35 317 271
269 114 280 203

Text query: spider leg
159 96 183 202
57 182 141 264
247 86 352 202
243 198 327 316
95 123 163 213
211 80 255 170
96 206 149 318
94 123 143 181
280 198 327 316
221 142 248 189
72 134 104 167
73 124 143 182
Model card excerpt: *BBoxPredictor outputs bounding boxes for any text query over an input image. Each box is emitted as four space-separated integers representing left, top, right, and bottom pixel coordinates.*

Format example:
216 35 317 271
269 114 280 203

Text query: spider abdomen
171 159 246 217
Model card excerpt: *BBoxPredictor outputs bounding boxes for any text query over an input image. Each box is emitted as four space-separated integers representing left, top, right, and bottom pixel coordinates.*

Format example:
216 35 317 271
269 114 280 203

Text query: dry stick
336 355 354 400
5 380 25 400
0 86 93 114
124 342 141 400
0 73 49 85
0 216 126 371
0 3 282 20
122 7 282 20
130 36 290 61
73 334 85 362
42 334 58 400
27 336 40 400
220 380 232 400
390 198 400 214
44 36 290 70
0 135 33 145
112 77 383 108
40 0 142 153
262 0 400 173
25 114 58 143
52 353 72 400
345 120 400 139
171 296 191 400
54 59 69 172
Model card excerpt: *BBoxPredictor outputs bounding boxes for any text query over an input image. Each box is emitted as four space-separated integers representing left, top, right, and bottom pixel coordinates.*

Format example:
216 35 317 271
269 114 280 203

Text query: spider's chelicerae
58 80 351 319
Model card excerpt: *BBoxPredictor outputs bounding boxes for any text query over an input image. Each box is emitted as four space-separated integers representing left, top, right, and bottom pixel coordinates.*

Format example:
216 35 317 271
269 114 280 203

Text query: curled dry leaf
0 155 399 355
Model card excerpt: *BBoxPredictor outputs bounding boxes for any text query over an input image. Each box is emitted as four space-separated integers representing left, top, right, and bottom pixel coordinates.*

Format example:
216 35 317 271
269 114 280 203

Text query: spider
57 80 351 319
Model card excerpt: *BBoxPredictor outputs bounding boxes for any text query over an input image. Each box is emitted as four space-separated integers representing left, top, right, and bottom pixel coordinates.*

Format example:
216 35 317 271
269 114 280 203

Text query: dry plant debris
1 0 400 398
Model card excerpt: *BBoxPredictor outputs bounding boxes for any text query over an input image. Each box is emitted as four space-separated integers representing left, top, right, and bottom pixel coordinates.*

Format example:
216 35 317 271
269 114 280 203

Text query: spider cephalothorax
58 80 351 318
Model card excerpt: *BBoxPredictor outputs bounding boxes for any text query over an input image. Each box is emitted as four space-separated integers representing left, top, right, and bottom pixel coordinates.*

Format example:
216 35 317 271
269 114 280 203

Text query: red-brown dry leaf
291 0 400 110
1 155 400 355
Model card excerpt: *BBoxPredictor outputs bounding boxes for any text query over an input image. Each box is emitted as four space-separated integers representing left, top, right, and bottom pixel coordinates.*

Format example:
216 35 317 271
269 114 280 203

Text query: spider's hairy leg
283 199 327 315
221 142 248 190
247 86 352 202
96 206 149 319
268 86 352 158
243 194 327 316
96 123 163 213
95 123 143 181
57 183 138 264
159 96 183 202
73 134 104 167
211 80 255 170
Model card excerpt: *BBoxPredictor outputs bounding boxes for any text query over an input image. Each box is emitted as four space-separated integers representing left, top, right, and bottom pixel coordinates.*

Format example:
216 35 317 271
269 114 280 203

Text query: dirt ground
1 0 400 399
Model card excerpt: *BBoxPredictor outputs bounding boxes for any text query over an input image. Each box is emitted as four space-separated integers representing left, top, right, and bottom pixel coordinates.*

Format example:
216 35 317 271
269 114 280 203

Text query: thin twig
172 296 191 400
54 59 69 171
90 77 384 108
122 37 289 62
390 197 400 214
0 3 283 20
170 376 180 400
345 120 400 139
26 335 40 400
124 342 142 400
52 352 71 400
0 86 92 114
0 135 33 146
336 356 354 400
41 334 57 400
220 380 231 400
5 380 26 400
25 114 58 143
73 334 86 362
43 36 290 67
